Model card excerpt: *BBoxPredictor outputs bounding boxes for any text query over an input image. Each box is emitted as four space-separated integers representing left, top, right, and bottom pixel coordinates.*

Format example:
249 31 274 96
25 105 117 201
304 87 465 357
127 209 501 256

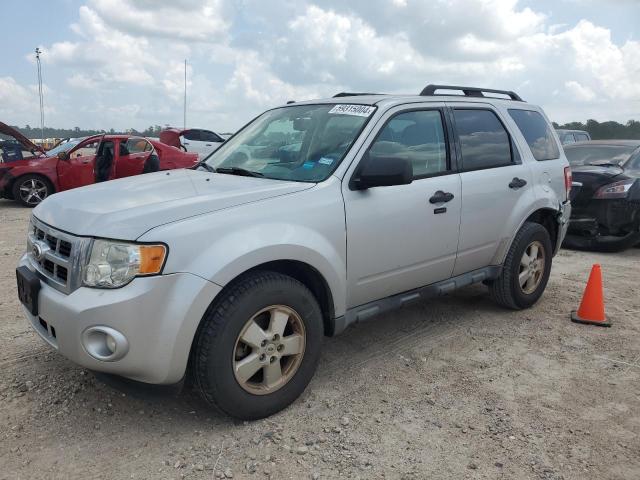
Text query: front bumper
19 254 221 384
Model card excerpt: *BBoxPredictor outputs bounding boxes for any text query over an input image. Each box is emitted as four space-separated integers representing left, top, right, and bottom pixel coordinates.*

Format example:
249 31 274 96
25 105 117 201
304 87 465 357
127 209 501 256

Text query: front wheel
12 174 53 207
489 222 553 310
192 271 323 420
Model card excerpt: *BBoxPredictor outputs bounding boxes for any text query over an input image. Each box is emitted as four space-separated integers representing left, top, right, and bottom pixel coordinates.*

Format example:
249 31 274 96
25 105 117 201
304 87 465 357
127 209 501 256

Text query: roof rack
333 92 381 98
420 84 524 102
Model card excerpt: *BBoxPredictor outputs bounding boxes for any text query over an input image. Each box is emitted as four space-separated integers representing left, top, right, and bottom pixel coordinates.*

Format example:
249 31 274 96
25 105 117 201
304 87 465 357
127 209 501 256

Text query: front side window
367 110 448 178
575 133 589 142
183 130 201 141
204 104 375 182
508 109 560 161
73 140 99 158
562 134 576 145
453 109 512 170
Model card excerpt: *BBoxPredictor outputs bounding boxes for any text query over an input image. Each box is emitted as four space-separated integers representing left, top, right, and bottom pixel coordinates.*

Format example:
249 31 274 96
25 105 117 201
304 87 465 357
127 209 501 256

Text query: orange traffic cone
571 264 611 327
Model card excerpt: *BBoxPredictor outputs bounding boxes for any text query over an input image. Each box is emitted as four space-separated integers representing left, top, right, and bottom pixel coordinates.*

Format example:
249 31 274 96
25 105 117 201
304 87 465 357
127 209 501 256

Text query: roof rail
420 84 524 102
333 92 381 98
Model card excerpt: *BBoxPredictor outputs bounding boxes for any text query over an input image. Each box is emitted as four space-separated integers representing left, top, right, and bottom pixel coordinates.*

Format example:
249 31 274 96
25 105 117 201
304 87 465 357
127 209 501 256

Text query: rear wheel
192 271 323 419
12 174 53 207
489 222 553 309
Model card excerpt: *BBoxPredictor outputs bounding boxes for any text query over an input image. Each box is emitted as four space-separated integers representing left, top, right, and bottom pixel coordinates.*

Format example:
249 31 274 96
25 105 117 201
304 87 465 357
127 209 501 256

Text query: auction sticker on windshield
328 104 376 117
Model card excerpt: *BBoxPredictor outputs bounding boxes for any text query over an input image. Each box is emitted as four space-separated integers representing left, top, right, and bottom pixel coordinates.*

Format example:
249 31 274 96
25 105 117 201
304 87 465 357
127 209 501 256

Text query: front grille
27 217 90 294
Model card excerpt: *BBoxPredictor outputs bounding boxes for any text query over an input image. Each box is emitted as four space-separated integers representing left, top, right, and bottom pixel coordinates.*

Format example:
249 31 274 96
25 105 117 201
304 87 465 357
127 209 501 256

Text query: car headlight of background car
83 239 167 288
594 179 638 199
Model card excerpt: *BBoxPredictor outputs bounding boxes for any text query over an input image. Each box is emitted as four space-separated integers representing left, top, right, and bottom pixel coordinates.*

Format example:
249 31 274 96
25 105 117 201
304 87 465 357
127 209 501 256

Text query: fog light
81 326 129 361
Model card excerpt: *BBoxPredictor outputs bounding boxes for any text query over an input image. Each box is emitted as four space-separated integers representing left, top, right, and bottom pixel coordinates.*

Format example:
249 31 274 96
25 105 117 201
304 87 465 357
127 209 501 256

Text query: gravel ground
1 199 639 480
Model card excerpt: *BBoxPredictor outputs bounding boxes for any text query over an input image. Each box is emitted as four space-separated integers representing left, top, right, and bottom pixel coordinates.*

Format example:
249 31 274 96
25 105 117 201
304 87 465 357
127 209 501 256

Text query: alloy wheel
233 305 306 395
519 240 546 294
18 179 48 206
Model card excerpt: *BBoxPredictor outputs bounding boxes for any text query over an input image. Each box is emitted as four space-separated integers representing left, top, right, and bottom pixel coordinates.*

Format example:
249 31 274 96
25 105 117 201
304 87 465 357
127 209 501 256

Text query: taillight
564 166 572 201
594 178 635 199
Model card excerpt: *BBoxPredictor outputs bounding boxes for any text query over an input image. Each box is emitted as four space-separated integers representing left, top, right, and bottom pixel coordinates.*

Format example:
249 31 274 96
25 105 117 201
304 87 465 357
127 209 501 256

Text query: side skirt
330 266 502 336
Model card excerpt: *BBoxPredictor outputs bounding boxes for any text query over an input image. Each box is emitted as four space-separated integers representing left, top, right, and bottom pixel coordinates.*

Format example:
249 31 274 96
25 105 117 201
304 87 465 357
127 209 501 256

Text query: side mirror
57 151 68 161
351 154 413 190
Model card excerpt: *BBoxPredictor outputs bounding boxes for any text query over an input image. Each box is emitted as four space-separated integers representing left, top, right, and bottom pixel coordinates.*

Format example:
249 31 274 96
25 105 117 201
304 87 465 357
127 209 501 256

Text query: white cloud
20 0 640 130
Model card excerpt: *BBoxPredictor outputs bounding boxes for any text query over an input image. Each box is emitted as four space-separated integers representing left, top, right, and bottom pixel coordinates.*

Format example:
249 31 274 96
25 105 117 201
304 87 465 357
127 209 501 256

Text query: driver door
57 138 100 191
115 138 152 178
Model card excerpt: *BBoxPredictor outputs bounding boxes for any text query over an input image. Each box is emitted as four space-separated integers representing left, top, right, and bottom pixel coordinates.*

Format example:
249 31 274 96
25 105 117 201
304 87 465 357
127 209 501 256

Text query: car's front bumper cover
18 254 221 384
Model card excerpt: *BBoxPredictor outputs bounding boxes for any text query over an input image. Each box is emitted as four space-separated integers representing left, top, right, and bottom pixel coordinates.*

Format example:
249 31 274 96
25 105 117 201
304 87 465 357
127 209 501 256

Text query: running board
330 266 502 335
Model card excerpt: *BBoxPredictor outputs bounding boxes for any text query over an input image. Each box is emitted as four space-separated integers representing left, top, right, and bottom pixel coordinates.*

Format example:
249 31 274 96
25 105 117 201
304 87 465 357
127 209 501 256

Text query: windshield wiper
215 167 264 177
193 160 216 173
587 161 623 168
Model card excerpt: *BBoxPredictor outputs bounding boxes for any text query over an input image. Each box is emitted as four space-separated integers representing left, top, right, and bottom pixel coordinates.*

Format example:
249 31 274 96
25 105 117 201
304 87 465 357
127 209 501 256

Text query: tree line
7 119 640 140
10 124 167 139
552 120 640 140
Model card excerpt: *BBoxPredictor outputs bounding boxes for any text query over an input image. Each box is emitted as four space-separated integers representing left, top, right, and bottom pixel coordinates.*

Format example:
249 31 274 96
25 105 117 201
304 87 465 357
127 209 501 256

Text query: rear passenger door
343 105 462 308
448 105 535 276
115 138 153 178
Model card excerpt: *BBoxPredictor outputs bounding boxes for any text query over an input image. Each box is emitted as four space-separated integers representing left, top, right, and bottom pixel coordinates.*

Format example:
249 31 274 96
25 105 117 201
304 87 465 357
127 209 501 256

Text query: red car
0 123 199 207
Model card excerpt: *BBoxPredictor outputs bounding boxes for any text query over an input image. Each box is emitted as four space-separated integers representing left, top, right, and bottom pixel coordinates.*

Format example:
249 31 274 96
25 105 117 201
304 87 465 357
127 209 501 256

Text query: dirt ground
1 198 639 480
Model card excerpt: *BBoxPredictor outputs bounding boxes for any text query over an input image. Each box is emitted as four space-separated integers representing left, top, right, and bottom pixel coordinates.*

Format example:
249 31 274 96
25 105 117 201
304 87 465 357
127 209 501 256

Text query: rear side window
183 130 201 141
562 134 576 145
575 133 589 142
453 109 512 170
508 109 560 161
368 110 448 179
200 130 223 142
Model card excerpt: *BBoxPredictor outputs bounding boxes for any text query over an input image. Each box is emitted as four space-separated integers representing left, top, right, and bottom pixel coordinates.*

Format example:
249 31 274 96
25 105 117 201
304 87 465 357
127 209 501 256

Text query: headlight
83 239 167 288
594 179 636 199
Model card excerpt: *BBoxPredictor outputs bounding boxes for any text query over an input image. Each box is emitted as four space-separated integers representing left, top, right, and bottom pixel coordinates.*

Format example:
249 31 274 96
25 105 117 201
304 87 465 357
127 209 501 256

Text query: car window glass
125 138 151 154
368 110 448 178
564 145 637 166
575 133 589 142
563 134 576 144
200 130 223 142
183 130 201 141
204 104 373 182
508 109 560 161
454 109 512 170
73 141 99 158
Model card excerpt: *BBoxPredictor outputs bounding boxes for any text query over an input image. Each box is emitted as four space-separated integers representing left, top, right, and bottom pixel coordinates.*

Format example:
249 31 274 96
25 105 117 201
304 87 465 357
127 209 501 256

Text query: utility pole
35 48 45 143
183 59 187 130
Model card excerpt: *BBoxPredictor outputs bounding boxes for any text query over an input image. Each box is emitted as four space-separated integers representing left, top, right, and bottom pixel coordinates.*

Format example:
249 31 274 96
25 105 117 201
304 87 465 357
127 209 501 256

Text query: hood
33 169 314 239
0 121 45 154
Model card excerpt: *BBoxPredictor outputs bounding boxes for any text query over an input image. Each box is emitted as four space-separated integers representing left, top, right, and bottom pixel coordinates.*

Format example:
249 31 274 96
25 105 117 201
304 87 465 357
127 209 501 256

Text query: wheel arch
10 172 57 204
495 206 561 265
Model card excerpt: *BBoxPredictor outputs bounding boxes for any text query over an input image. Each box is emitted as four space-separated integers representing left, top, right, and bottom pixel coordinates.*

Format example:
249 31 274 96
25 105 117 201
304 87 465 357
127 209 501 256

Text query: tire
12 174 54 207
192 271 323 420
489 222 553 310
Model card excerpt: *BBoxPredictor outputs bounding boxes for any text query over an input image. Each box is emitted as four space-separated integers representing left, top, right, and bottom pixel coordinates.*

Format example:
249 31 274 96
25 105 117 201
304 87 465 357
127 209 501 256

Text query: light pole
35 48 45 144
183 59 187 130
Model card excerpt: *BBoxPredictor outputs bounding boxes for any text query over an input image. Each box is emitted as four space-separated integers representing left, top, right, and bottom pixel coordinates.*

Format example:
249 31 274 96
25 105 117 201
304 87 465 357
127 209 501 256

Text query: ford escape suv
16 85 571 419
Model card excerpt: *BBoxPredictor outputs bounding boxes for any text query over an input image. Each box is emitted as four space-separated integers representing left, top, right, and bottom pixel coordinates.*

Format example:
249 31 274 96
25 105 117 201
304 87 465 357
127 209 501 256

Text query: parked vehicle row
0 123 198 207
16 85 571 419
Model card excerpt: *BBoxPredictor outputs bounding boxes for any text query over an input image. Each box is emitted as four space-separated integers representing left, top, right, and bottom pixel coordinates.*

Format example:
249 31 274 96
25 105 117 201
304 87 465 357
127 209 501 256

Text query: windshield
564 145 637 166
203 104 376 182
46 139 84 157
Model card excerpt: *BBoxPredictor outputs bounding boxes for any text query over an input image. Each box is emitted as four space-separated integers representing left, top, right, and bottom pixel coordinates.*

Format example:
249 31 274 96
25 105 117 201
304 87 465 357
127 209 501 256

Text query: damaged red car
0 123 199 207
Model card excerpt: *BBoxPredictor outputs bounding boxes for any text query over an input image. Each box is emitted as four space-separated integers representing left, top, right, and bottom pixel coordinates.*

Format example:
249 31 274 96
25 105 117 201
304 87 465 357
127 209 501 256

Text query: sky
0 0 639 132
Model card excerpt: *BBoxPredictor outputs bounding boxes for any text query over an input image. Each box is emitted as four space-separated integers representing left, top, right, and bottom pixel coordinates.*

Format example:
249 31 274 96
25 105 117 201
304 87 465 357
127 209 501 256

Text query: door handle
429 191 455 204
81 160 90 164
509 177 527 189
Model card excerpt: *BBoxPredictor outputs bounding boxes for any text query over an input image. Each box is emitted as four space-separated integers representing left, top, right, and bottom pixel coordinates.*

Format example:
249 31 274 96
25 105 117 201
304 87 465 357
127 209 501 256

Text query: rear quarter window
508 109 560 161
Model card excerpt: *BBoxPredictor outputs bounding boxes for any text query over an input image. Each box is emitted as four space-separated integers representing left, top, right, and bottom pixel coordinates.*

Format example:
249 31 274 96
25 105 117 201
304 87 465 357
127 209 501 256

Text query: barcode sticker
328 104 376 117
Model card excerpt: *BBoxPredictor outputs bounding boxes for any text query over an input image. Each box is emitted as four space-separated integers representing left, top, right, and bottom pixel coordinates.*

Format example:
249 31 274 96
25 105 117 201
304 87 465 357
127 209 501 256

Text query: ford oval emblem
32 241 48 261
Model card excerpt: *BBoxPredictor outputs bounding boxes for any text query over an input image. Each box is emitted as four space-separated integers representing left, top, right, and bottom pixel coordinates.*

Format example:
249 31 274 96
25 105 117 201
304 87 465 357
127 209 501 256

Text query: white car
159 128 225 158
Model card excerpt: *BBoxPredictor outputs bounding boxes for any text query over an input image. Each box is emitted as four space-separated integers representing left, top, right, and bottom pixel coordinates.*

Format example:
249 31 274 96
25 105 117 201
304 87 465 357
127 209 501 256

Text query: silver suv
16 85 572 419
